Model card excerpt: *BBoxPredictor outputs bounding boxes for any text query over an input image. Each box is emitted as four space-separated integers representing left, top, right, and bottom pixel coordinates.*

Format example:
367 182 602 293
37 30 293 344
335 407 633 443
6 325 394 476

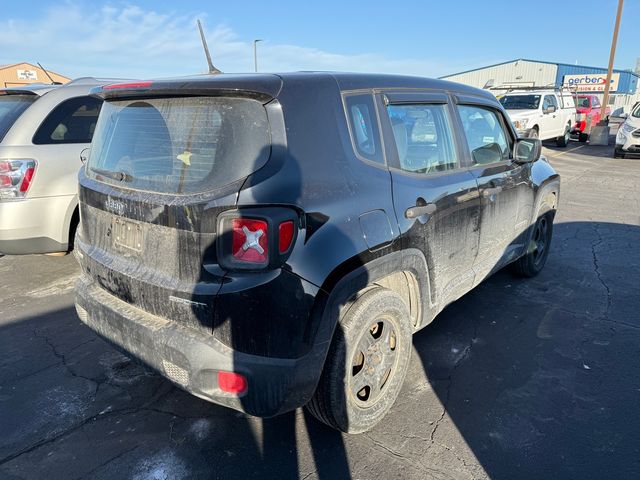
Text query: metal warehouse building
442 59 640 114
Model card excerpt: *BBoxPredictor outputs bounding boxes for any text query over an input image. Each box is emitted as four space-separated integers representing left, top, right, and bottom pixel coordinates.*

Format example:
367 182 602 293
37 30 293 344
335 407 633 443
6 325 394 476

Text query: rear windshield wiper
90 167 132 183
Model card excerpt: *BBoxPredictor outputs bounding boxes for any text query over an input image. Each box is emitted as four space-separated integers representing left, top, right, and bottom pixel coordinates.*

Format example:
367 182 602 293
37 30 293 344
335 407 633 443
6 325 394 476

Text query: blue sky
1 0 638 79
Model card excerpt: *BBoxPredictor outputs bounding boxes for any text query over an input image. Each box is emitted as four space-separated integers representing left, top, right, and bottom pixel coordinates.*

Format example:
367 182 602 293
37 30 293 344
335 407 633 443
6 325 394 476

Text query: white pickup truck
499 89 576 147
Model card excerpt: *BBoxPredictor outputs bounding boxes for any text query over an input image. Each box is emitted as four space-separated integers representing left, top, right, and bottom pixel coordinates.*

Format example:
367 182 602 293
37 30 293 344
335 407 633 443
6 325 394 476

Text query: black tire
556 124 570 147
307 287 412 434
578 132 589 143
512 212 553 278
613 148 625 159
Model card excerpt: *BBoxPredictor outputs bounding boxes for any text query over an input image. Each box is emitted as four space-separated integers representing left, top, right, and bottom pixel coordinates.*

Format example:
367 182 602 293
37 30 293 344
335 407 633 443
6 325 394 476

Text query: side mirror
80 147 90 164
514 138 542 164
544 105 556 114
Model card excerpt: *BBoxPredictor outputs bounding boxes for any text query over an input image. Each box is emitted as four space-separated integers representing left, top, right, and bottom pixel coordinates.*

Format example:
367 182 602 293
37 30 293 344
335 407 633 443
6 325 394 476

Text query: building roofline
441 58 640 80
0 61 70 80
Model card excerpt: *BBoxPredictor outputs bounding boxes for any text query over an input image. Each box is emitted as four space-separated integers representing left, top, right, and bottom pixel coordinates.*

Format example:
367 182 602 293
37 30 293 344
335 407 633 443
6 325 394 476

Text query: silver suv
0 78 117 255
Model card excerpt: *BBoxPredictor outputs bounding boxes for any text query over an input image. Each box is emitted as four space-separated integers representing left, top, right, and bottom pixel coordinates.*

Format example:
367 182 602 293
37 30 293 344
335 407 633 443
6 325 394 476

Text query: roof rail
490 84 577 94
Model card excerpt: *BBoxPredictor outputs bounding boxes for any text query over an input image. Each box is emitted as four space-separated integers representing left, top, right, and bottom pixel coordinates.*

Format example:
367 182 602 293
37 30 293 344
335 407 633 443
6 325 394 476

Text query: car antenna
197 19 222 74
36 62 63 85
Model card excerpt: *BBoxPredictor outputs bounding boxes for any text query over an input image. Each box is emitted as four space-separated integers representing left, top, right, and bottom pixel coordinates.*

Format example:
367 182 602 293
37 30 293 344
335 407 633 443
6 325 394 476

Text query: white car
499 89 576 147
0 78 120 255
615 102 640 158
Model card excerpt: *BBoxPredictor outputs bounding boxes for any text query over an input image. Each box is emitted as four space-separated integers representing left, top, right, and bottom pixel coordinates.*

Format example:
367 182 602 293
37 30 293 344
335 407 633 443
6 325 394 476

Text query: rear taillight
218 209 298 270
279 220 294 253
0 159 37 200
231 218 269 265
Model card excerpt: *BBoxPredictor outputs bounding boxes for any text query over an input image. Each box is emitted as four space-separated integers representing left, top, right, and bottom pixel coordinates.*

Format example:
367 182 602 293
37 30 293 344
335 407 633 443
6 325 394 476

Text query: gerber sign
563 73 620 92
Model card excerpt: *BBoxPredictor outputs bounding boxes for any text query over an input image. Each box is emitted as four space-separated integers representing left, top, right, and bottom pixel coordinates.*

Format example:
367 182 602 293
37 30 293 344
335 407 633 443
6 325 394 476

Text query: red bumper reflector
218 371 248 394
19 167 35 193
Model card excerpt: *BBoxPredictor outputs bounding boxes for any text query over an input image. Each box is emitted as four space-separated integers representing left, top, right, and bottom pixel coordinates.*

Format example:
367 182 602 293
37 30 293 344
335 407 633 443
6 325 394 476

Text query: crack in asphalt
73 446 139 480
0 381 171 467
32 328 104 397
590 226 613 322
429 320 478 445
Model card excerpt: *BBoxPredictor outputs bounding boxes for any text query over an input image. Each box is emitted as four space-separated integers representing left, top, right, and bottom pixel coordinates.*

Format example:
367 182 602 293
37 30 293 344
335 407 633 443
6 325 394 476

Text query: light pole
590 0 624 145
253 39 263 73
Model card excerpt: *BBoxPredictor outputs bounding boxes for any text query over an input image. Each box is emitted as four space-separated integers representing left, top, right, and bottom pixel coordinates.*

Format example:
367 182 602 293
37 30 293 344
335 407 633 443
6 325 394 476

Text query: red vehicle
572 94 610 142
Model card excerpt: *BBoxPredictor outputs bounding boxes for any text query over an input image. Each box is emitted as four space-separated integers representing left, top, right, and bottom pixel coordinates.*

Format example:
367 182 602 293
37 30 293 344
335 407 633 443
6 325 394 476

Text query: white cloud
0 2 463 79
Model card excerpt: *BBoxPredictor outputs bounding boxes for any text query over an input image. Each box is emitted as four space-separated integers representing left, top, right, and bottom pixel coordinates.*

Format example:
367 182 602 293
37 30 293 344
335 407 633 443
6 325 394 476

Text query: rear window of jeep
87 96 270 194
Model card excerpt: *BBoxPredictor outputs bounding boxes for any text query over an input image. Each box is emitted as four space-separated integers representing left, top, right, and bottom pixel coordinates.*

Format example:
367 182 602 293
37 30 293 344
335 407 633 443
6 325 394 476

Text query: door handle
482 186 503 197
405 203 437 218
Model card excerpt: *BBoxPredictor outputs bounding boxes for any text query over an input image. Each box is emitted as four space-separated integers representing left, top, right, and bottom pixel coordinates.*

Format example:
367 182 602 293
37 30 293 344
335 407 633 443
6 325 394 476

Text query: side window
344 94 384 164
592 96 601 108
542 95 557 110
33 96 103 145
457 105 512 165
386 103 457 174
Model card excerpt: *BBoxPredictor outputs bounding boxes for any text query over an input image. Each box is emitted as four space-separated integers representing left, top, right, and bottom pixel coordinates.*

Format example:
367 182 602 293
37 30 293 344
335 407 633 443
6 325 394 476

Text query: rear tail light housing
217 208 298 270
0 159 37 200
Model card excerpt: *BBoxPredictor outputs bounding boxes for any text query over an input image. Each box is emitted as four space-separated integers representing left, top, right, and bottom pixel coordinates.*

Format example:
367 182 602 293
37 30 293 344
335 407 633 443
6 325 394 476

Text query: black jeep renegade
74 73 559 433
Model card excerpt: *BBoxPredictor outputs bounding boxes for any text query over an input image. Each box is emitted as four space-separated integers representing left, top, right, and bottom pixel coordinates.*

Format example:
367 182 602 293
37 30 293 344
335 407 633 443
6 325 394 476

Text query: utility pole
600 0 624 117
590 0 624 145
254 39 263 73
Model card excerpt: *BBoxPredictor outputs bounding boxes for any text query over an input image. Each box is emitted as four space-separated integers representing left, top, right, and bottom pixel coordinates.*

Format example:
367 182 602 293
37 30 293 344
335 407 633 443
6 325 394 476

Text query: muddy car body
75 73 560 433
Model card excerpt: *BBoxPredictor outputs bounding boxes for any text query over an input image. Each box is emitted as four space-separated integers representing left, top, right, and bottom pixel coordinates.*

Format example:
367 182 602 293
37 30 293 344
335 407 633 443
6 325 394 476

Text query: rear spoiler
0 90 39 96
91 75 283 105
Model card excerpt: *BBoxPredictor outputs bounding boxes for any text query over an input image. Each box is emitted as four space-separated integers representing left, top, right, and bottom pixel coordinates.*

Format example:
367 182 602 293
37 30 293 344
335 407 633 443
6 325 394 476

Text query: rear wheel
307 287 412 433
512 212 553 278
578 132 589 142
556 124 570 147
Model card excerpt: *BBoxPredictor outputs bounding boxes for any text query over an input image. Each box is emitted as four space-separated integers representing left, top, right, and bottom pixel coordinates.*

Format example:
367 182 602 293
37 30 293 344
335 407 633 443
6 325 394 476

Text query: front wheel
512 212 553 278
578 132 589 143
307 287 412 434
613 148 626 159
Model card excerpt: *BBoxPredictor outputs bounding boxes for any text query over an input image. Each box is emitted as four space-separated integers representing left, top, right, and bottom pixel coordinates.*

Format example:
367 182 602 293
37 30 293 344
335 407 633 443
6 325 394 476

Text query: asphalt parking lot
1 138 639 480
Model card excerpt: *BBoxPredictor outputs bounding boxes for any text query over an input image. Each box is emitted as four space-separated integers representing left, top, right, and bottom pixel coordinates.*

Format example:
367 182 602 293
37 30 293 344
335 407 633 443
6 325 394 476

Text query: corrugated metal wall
555 64 638 94
443 60 557 90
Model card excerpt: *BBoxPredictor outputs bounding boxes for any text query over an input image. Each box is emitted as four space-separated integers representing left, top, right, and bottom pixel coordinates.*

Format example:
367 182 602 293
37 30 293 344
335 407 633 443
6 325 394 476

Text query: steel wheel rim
348 315 399 408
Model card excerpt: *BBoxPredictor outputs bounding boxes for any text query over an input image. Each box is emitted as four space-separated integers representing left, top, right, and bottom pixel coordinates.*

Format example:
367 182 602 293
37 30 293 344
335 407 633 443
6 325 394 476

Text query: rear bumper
0 195 75 254
75 274 327 417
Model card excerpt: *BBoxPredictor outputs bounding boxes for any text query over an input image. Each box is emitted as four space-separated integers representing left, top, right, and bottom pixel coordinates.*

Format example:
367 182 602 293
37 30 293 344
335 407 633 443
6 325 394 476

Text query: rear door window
33 96 102 144
0 94 36 143
87 96 271 194
457 105 512 165
386 104 458 174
